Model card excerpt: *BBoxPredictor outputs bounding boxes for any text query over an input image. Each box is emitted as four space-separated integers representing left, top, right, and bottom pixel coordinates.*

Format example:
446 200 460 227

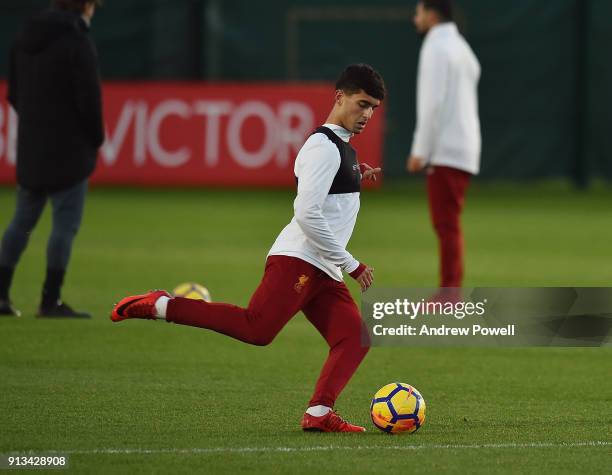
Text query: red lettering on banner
0 82 384 187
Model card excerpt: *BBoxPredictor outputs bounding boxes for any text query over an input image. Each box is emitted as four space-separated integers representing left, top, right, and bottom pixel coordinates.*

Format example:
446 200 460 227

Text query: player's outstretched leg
300 280 369 433
110 257 314 347
111 290 172 322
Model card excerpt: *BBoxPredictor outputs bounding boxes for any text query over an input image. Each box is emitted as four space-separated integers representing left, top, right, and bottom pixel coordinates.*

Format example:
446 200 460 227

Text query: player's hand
359 163 382 182
355 266 375 292
406 155 426 174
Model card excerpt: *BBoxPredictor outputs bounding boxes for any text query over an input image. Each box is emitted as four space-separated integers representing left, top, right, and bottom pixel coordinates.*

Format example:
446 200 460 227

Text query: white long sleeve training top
411 22 482 175
268 123 361 281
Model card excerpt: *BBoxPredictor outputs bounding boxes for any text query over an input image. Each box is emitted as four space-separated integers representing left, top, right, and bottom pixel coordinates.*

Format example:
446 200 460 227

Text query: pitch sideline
20 441 610 456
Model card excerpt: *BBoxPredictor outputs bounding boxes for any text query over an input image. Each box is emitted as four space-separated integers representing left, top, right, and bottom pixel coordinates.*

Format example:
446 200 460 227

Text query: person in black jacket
0 0 104 318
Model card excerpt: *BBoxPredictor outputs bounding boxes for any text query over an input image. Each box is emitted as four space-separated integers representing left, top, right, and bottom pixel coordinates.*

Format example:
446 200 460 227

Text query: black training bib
296 126 361 194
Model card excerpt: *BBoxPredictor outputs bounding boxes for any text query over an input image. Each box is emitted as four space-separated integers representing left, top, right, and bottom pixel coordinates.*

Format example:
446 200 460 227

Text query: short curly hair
335 64 386 101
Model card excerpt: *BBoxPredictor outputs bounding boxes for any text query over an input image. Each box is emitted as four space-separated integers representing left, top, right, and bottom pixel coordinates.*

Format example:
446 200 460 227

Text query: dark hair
335 64 386 101
52 0 103 13
421 0 453 21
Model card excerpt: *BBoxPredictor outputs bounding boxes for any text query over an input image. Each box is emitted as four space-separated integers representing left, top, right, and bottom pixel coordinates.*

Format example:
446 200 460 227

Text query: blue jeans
0 180 88 271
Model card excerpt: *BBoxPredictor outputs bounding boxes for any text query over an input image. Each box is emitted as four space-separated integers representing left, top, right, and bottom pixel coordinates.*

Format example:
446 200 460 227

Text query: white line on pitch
22 441 611 456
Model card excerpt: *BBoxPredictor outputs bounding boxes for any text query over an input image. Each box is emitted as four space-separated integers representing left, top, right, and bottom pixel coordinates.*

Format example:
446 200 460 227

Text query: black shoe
37 301 91 319
0 299 21 317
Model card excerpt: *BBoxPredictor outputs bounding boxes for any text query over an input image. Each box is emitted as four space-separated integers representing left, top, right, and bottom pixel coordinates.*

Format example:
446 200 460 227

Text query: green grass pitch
1 182 611 474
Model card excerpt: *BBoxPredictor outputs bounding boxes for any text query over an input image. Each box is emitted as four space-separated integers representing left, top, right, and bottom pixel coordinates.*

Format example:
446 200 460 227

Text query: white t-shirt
411 22 482 175
268 124 360 281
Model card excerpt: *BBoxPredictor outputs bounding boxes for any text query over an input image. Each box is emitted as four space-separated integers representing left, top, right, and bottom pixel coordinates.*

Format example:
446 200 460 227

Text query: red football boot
301 411 366 433
110 290 171 322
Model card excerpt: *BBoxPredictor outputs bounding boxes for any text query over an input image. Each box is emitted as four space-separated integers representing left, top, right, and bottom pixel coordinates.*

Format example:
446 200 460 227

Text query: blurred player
111 64 385 433
0 0 104 318
407 0 481 291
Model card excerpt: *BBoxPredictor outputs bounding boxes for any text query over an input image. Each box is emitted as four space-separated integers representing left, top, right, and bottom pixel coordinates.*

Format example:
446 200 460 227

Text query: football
173 282 212 302
370 383 426 434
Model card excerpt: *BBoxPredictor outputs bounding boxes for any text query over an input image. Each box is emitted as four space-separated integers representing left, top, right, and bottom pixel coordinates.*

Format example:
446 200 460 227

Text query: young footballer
111 64 385 433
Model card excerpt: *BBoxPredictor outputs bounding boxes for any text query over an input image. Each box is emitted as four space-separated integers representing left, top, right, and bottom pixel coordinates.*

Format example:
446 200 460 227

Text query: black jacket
8 8 104 192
